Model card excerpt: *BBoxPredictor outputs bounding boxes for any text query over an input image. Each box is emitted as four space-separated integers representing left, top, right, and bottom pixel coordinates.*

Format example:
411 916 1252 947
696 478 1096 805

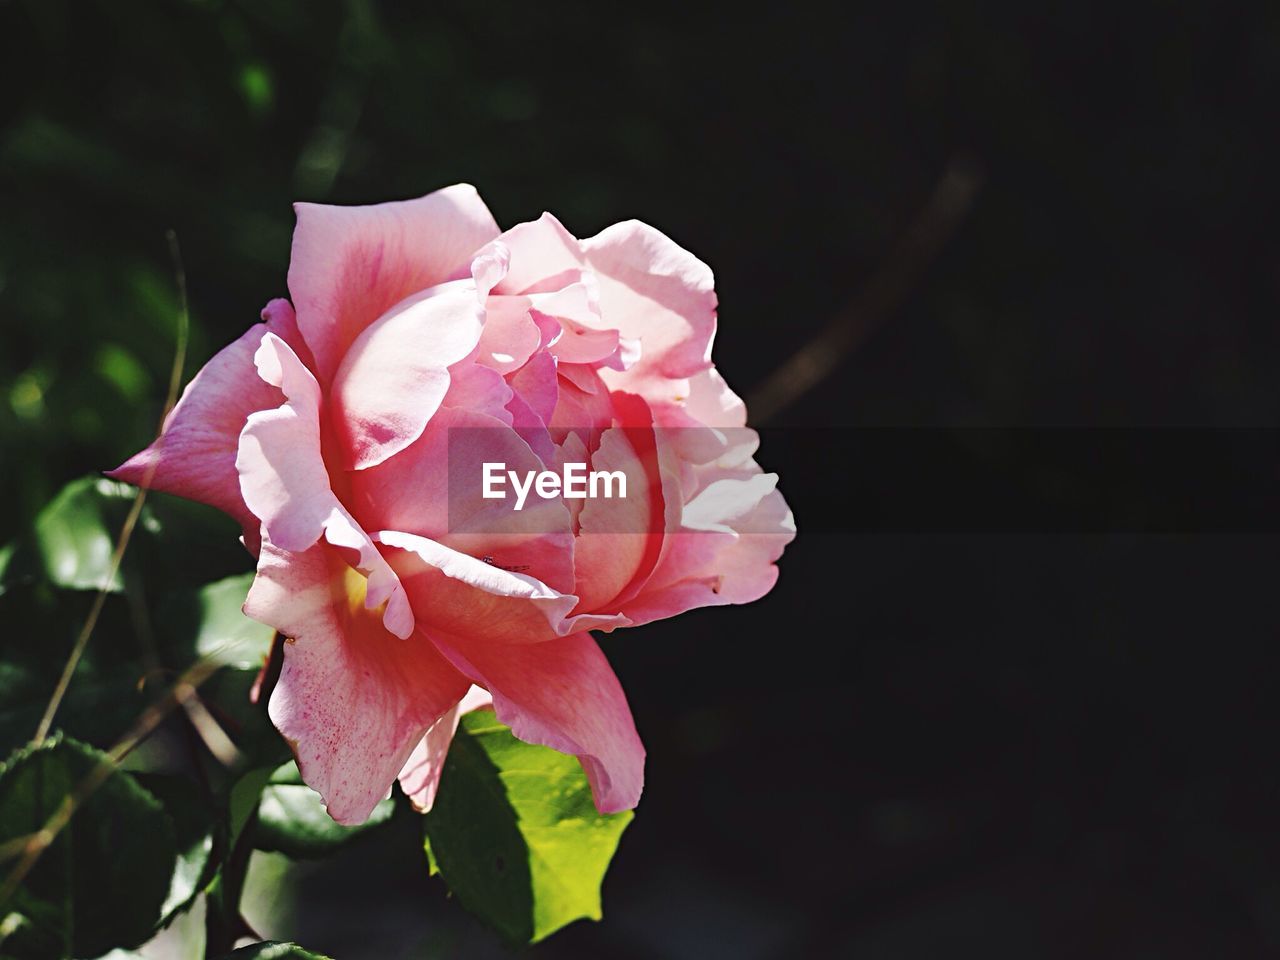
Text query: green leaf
216 943 331 960
190 574 275 669
201 665 293 774
155 572 274 671
0 736 178 959
0 540 17 595
131 773 220 927
30 477 144 593
255 762 394 859
423 710 634 944
228 766 274 851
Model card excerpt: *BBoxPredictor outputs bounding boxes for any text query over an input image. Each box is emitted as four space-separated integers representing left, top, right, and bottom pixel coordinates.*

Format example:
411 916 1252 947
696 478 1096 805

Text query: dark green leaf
228 766 274 851
255 762 394 859
0 736 178 959
131 773 220 927
423 710 633 944
216 943 331 960
201 666 292 774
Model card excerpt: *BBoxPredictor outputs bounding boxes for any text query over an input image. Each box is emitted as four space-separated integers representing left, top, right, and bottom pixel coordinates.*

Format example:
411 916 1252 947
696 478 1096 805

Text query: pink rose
109 185 794 824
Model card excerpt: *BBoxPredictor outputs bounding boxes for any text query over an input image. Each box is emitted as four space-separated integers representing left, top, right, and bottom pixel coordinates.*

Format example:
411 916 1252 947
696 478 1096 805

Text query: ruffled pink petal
433 631 645 814
105 300 305 550
618 463 795 625
584 220 717 385
473 295 542 376
442 362 514 425
330 278 486 470
398 685 493 813
246 539 471 825
237 332 414 637
378 530 625 643
288 184 499 382
494 213 587 296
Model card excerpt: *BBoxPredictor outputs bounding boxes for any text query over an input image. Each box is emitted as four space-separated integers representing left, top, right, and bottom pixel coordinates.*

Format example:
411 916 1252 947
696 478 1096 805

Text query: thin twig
31 231 190 745
747 155 984 424
1 658 221 908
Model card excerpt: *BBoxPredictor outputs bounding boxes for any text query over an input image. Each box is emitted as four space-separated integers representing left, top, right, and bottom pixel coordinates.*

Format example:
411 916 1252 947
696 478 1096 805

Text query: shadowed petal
398 685 494 813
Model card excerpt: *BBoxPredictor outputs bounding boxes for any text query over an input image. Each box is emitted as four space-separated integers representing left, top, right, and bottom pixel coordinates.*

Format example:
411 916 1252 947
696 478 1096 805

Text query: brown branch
747 155 984 424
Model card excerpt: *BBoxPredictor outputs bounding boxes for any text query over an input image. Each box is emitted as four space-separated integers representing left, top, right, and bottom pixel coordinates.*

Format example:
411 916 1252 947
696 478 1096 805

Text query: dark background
3 0 1280 956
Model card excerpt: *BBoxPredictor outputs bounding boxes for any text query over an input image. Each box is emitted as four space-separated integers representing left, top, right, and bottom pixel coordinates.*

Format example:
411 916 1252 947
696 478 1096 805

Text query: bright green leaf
0 540 16 595
255 762 394 859
157 572 274 671
31 476 142 592
0 736 178 959
423 710 633 944
217 942 331 960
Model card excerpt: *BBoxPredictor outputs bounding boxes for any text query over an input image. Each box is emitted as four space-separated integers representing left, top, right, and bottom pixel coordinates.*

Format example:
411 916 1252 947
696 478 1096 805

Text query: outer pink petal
433 631 645 813
398 685 493 813
246 539 471 825
105 300 304 549
289 184 499 382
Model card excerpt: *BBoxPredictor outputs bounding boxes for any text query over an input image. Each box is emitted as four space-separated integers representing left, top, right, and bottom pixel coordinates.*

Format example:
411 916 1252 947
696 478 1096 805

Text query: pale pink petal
619 465 795 625
106 300 304 550
247 539 471 825
505 349 558 464
237 332 414 637
543 316 623 366
585 220 717 385
397 685 493 813
329 278 485 470
473 295 542 376
433 631 645 814
442 362 514 425
236 333 330 552
289 184 499 381
378 531 625 641
494 213 587 295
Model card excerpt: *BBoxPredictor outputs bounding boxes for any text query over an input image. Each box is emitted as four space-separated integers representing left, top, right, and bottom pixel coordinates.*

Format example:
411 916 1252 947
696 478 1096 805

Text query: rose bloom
110 185 794 824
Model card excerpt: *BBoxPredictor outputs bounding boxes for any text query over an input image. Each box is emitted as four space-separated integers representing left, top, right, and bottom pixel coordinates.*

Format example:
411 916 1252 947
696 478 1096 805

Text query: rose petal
398 685 493 813
289 184 499 381
329 277 486 470
378 530 625 641
237 332 414 637
106 300 305 552
585 220 717 381
247 539 471 825
433 631 645 813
